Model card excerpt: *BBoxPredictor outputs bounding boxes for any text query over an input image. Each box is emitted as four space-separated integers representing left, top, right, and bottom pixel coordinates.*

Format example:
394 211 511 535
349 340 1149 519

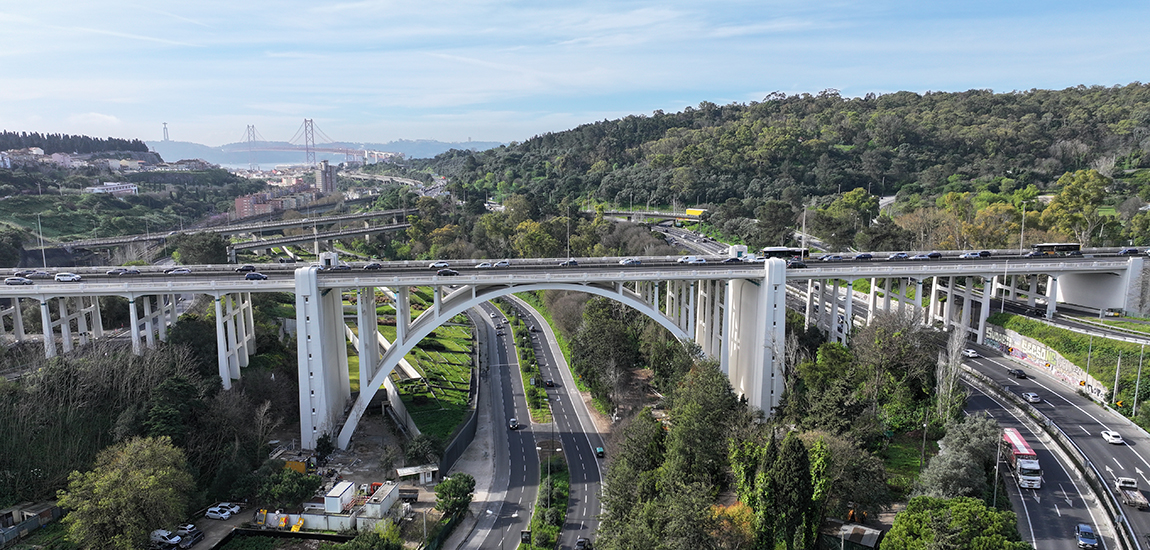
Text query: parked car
150 530 181 546
962 349 979 358
54 272 82 282
178 530 204 549
1076 523 1098 548
216 502 241 515
234 265 256 272
619 258 642 266
436 268 459 276
4 277 33 285
428 261 450 268
1021 392 1041 403
204 507 231 520
174 524 198 536
244 272 268 280
1102 430 1125 444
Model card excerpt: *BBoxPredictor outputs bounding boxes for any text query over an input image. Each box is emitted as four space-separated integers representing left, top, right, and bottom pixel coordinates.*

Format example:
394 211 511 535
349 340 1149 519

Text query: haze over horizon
2 1 1149 148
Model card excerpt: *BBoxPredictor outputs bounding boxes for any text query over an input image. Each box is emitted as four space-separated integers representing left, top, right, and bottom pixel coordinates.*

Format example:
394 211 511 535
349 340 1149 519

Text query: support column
883 278 892 313
143 296 155 348
1028 275 1038 308
961 277 973 337
977 275 992 344
843 279 854 344
1046 276 1059 319
687 281 697 336
128 297 142 355
942 277 955 327
40 300 56 358
13 297 25 341
929 276 940 325
915 279 925 325
358 287 380 384
76 297 90 346
225 295 241 380
156 295 168 343
804 280 815 329
59 298 73 353
214 296 231 389
396 287 410 345
867 277 878 324
829 279 841 342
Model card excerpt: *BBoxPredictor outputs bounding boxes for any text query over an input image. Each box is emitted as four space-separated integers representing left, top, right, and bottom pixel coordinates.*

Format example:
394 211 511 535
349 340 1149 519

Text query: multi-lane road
967 347 1150 549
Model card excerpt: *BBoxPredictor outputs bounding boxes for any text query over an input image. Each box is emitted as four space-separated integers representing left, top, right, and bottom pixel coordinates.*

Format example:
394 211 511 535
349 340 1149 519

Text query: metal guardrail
961 365 1141 550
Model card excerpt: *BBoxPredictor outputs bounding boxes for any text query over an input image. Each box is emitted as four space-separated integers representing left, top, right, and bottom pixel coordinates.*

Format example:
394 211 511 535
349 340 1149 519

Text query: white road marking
1113 456 1126 469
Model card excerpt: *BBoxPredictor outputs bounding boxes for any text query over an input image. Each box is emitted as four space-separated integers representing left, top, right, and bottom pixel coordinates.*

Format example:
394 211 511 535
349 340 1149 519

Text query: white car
476 262 492 268
619 258 641 266
493 260 511 267
962 349 979 358
204 507 231 520
677 256 706 264
215 502 241 515
174 524 198 536
1021 392 1041 403
54 272 82 282
428 261 450 269
151 529 181 545
1102 430 1125 444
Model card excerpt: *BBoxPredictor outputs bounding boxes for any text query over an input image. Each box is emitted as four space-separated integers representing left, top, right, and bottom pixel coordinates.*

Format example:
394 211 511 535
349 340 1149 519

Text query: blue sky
2 1 1148 147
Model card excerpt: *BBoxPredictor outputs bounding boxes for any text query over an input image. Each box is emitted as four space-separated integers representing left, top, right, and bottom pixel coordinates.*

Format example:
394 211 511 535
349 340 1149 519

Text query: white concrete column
929 276 940 325
915 279 925 325
883 278 892 313
40 300 55 358
843 279 854 343
56 298 72 353
127 297 141 355
1028 275 1038 308
961 277 973 337
687 281 697 336
155 296 168 343
867 278 878 324
396 287 410 345
76 297 90 346
977 275 992 344
805 280 815 329
143 296 155 348
13 297 25 341
1046 276 1059 319
357 287 380 384
214 296 231 389
90 296 103 339
829 279 841 342
224 295 241 379
942 277 955 327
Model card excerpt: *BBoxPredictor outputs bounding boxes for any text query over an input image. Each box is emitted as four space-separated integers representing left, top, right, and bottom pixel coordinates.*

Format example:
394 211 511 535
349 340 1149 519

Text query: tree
1042 169 1111 245
881 496 1030 550
57 436 194 550
172 231 227 265
773 433 813 550
434 473 476 516
257 468 323 509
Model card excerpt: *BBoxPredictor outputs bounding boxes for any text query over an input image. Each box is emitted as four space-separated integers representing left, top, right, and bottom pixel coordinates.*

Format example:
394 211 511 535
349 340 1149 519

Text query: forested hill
421 83 1150 206
0 131 148 155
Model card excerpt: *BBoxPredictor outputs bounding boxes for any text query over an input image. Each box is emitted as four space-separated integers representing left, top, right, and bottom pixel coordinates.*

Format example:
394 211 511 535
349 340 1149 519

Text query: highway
965 383 1108 550
506 296 604 549
967 347 1150 548
478 302 540 549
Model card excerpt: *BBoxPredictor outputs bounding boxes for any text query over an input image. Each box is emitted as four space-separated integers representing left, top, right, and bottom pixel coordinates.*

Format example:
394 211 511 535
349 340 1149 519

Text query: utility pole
37 214 46 268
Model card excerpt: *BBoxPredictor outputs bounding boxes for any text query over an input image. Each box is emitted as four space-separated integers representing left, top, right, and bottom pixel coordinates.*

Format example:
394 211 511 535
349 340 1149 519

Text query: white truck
1115 477 1149 510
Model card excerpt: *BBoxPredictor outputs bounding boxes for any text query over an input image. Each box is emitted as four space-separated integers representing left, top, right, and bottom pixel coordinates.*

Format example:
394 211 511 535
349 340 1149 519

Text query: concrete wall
985 324 1108 400
1057 272 1129 311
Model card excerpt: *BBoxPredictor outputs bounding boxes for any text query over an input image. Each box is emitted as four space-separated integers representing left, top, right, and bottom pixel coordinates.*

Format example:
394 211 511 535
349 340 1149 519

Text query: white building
83 182 138 196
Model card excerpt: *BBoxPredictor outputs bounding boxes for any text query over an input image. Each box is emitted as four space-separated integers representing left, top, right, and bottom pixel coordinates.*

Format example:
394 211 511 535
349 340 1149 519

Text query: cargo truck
1115 477 1149 510
1002 428 1042 489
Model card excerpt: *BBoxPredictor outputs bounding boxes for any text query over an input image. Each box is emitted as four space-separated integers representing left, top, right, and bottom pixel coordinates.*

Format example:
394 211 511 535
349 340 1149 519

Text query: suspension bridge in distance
221 119 402 169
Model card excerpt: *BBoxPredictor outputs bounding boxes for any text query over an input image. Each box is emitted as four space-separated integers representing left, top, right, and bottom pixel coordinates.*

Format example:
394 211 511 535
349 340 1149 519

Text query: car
204 507 231 520
887 252 909 260
820 255 843 262
1021 392 1041 403
721 257 744 263
529 326 538 332
178 530 204 549
493 260 511 268
1066 250 1083 257
476 262 493 268
151 529 181 546
559 259 579 267
174 524 198 537
26 271 51 279
495 331 505 337
325 264 351 271
216 502 241 515
1007 368 1027 379
363 262 383 270
428 261 450 269
12 269 35 277
926 251 942 259
4 277 33 285
165 267 191 274
962 349 979 358
509 418 518 430
1119 247 1141 256
1024 250 1045 258
619 258 642 266
853 253 873 261
1076 523 1098 548
106 268 127 275
909 254 931 260
54 272 81 282
544 379 554 387
234 265 256 272
676 255 699 264
958 252 979 259
595 447 605 458
786 259 807 269
978 250 992 258
1102 430 1124 444
575 537 593 549
244 272 268 280
436 268 459 276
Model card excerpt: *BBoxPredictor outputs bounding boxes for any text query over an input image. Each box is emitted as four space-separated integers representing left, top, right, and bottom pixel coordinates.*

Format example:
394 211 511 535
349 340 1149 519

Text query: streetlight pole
36 214 46 268
1019 201 1029 255
1135 344 1145 416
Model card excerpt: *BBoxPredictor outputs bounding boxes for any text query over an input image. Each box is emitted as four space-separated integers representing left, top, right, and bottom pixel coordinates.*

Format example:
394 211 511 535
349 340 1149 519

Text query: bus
1030 242 1082 255
760 246 810 259
1002 428 1043 489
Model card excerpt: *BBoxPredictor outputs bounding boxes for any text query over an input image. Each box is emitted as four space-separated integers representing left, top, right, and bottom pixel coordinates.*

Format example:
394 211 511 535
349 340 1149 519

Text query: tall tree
1042 169 1111 245
434 473 476 516
57 436 194 550
773 433 813 550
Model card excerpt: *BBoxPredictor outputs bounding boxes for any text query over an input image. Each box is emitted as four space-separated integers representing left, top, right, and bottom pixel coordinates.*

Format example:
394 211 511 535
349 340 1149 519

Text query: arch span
334 281 690 448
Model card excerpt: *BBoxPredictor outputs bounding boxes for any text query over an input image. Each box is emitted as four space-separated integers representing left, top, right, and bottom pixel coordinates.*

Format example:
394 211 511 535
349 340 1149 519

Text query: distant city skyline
2 1 1148 147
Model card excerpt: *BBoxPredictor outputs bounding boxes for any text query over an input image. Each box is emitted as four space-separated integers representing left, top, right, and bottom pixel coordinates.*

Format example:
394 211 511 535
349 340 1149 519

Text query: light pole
1019 201 1032 255
36 214 46 268
1134 344 1145 415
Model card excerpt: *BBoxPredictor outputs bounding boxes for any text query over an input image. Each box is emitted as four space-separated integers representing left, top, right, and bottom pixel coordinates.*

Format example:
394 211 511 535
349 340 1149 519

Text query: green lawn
1100 319 1150 335
879 432 938 499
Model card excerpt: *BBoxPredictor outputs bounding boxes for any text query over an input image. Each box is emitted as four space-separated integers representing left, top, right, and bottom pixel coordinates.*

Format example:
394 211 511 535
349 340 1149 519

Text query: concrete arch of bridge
336 280 690 448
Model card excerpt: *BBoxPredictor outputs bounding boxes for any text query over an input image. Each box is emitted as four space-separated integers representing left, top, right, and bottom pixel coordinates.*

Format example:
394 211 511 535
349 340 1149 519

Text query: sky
2 1 1149 147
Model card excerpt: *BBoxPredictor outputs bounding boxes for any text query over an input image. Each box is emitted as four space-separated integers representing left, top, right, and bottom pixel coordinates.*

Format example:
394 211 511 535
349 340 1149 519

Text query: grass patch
879 431 938 499
1099 319 1150 335
8 522 79 550
514 291 585 393
522 451 570 550
496 300 552 424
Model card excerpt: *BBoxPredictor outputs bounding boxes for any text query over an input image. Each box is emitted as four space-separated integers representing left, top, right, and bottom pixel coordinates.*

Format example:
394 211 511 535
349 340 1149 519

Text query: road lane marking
1113 456 1126 469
